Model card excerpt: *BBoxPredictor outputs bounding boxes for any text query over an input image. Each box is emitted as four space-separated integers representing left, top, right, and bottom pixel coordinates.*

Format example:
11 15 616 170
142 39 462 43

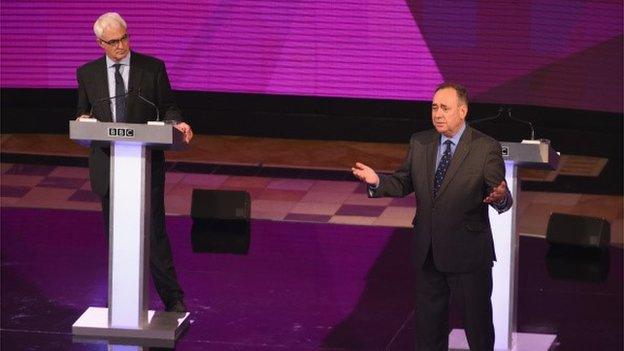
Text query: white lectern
69 121 189 347
449 140 559 351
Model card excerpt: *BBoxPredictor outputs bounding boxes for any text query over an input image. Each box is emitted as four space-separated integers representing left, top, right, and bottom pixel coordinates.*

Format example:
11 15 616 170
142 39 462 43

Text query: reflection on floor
1 208 622 350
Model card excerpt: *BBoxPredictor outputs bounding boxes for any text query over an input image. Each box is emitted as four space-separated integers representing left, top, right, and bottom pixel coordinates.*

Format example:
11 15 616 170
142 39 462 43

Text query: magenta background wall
1 0 622 113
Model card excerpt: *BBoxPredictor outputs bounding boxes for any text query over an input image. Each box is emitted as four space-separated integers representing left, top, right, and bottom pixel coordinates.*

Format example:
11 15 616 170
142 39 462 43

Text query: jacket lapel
94 57 113 122
127 52 143 122
436 126 472 199
426 131 438 200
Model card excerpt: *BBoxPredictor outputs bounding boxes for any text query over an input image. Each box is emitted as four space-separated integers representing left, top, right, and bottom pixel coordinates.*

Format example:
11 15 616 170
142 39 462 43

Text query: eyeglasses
100 33 129 47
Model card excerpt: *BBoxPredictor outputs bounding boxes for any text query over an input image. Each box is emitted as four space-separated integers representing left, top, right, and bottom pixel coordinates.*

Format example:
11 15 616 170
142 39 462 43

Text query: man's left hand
483 180 507 204
174 122 194 143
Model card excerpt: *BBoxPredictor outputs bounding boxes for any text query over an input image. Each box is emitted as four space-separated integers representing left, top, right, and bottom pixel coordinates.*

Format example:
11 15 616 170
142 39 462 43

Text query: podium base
449 329 556 351
72 307 190 348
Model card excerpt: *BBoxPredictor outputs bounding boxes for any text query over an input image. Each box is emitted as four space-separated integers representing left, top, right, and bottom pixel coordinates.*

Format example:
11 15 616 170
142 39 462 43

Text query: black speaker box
190 189 251 254
546 213 610 248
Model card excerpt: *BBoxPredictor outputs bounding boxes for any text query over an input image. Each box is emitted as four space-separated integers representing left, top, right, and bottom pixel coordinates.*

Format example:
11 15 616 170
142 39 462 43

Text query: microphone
468 107 535 140
88 88 137 120
468 107 505 125
506 108 535 140
134 88 161 122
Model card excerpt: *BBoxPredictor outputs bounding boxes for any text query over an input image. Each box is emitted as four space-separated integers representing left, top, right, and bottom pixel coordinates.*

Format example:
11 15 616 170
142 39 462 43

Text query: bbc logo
108 128 135 138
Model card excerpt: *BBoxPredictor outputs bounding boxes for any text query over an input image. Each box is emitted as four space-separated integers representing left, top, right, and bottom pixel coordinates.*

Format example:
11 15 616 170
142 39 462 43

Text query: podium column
70 121 190 347
109 142 151 328
489 160 519 349
449 159 556 350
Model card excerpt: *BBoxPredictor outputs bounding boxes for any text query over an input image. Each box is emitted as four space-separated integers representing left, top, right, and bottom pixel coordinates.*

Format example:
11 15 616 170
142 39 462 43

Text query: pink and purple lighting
1 0 622 112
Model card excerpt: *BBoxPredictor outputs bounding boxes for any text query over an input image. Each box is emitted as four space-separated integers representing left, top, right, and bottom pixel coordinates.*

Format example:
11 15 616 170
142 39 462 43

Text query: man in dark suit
352 82 512 351
75 12 193 313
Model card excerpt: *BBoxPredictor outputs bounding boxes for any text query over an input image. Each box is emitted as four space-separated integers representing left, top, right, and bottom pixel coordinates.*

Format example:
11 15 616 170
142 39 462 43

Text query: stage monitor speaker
546 213 610 248
190 189 250 254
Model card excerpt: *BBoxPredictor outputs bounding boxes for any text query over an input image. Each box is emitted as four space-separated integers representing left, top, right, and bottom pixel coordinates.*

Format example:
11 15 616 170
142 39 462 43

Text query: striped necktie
433 140 453 198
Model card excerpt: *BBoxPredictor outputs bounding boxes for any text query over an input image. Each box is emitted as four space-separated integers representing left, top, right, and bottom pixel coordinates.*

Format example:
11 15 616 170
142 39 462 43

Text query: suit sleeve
370 139 415 198
75 68 91 118
156 61 182 121
484 140 513 213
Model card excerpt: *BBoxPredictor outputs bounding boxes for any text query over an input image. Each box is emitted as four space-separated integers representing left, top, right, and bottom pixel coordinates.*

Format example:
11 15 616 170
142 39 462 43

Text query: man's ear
459 104 468 120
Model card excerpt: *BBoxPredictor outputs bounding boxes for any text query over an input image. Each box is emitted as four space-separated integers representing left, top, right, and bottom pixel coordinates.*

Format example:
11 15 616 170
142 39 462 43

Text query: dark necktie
113 63 126 122
433 140 453 198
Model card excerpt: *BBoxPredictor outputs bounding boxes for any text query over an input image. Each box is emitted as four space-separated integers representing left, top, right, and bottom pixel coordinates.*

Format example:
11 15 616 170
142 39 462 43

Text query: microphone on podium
134 88 161 123
469 107 535 140
84 88 138 121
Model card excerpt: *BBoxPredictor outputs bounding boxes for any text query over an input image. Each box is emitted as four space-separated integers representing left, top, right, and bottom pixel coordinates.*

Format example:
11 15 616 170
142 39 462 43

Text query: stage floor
0 160 622 246
1 207 622 350
1 133 622 245
1 134 622 350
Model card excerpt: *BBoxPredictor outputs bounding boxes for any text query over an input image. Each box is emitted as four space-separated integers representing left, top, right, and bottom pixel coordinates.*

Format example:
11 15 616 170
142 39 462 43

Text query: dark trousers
100 177 184 307
415 248 494 351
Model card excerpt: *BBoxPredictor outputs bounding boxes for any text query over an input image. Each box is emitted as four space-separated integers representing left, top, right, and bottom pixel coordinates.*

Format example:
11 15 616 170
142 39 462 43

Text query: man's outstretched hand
174 122 194 143
484 180 508 204
352 162 380 186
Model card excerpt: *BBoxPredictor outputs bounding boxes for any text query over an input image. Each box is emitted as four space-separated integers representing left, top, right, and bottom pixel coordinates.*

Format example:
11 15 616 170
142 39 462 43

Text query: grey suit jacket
371 126 512 273
75 51 182 196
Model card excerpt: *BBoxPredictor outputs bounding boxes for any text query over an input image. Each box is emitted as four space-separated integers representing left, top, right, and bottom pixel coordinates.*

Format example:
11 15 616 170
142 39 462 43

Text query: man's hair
93 12 127 39
435 82 469 106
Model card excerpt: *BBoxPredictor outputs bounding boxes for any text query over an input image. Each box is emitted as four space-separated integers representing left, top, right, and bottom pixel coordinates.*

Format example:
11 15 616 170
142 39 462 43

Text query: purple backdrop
1 0 622 113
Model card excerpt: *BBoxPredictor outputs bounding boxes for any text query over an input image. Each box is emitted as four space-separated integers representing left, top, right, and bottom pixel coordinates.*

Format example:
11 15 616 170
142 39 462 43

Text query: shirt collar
440 122 466 146
106 52 131 68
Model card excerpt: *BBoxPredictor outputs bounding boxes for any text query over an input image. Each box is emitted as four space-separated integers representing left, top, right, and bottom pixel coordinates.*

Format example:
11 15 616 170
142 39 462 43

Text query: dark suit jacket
75 51 182 196
371 126 512 273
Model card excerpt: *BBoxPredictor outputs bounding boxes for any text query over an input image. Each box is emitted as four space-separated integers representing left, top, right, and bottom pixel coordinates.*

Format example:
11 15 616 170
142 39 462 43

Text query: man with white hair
76 12 192 313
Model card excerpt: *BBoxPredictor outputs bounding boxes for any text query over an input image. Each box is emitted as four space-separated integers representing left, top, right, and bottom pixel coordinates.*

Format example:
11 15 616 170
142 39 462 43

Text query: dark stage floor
1 207 622 350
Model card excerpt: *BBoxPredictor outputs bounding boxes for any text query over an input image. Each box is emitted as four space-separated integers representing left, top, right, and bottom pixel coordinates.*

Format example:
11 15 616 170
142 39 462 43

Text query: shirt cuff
367 183 379 197
492 193 510 212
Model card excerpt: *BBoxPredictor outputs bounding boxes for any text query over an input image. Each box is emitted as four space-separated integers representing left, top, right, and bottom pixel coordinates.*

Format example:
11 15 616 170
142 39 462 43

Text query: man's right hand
76 114 92 121
351 162 380 186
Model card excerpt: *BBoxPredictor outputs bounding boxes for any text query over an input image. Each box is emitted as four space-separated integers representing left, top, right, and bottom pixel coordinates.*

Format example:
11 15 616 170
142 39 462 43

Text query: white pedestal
448 161 556 350
69 123 191 344
449 329 557 351
73 307 190 348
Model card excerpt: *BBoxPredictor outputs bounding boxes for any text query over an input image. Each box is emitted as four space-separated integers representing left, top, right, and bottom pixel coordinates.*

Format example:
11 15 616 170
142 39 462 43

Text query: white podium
449 140 559 351
69 121 189 347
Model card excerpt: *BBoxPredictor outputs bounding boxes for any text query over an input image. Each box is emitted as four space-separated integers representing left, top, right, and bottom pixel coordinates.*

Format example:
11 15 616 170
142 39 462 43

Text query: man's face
98 24 130 62
431 87 467 137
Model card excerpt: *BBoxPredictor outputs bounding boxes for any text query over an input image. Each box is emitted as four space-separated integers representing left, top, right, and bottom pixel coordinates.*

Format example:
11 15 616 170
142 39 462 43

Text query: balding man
76 12 192 313
353 82 512 351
